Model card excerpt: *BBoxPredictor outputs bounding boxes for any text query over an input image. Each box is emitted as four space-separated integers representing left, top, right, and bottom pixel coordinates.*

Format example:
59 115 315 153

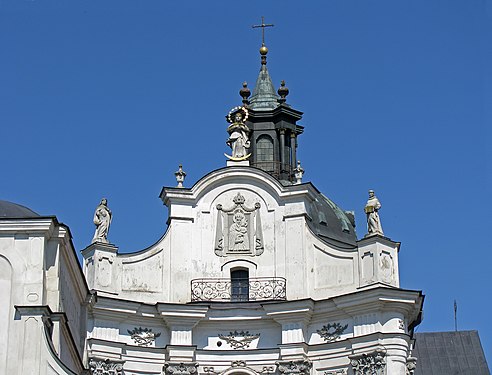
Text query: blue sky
1 0 490 365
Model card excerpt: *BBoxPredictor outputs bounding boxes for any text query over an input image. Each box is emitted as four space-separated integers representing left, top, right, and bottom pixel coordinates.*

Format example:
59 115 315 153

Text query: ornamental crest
316 322 348 342
218 330 260 349
127 327 161 346
215 192 264 256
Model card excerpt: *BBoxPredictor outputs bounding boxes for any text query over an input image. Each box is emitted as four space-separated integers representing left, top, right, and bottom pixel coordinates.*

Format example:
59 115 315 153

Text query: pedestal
357 235 400 288
81 242 118 292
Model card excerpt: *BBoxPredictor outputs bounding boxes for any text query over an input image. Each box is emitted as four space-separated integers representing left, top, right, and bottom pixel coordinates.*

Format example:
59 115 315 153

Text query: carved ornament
127 327 161 346
259 366 275 374
231 360 247 368
215 192 264 257
164 362 199 375
316 322 348 342
349 349 386 375
218 330 260 349
324 370 347 375
89 358 124 375
276 360 313 375
406 357 417 375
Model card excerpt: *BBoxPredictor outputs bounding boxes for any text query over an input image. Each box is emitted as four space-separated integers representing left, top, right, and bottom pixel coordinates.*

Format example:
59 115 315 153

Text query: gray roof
306 191 357 247
0 200 40 218
413 331 490 375
249 64 279 111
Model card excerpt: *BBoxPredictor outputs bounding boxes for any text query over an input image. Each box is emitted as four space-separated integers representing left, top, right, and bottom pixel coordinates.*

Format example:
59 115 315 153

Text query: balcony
191 277 287 302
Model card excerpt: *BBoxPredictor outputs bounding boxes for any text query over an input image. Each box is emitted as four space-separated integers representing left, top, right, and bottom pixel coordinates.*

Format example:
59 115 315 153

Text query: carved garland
164 362 199 375
218 330 260 349
127 327 161 346
203 361 274 375
316 322 348 342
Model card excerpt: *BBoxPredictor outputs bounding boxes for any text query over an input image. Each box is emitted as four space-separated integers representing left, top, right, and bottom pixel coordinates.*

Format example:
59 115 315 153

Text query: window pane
231 269 249 302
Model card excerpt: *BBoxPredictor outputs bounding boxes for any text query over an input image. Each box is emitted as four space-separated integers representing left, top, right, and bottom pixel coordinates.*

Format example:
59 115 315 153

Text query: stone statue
229 211 249 251
364 190 383 236
225 107 251 160
92 198 112 243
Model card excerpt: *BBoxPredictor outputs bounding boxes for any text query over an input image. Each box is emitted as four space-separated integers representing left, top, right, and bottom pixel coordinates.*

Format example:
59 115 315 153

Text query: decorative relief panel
276 360 312 375
164 362 199 375
218 330 260 349
127 327 161 346
379 251 394 284
215 192 264 257
316 322 348 342
349 350 386 375
89 358 124 375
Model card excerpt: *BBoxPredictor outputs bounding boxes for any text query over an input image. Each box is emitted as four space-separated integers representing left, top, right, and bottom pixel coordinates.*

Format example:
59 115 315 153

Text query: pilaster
159 304 208 361
265 301 314 349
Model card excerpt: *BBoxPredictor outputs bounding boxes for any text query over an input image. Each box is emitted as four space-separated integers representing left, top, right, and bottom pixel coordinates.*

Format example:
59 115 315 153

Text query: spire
250 17 279 111
248 45 279 110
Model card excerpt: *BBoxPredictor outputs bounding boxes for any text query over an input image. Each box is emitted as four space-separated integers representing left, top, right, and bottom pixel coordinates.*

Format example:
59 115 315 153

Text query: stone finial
277 80 289 103
240 82 251 105
364 189 384 237
175 165 186 188
293 160 305 184
92 198 112 244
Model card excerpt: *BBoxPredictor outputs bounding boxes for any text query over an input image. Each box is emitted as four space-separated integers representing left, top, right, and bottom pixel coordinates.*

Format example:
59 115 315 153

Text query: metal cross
252 16 274 46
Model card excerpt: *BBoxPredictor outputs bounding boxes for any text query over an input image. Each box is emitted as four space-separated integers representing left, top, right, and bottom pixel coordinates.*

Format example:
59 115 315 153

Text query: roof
307 192 357 247
0 200 40 218
249 64 279 111
413 331 490 375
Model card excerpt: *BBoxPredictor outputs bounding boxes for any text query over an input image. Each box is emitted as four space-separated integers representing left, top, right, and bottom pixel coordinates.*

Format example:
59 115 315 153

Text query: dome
0 200 40 218
307 192 358 247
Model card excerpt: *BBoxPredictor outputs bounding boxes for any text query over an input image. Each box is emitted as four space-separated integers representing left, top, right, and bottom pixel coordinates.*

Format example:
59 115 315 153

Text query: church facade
0 41 423 375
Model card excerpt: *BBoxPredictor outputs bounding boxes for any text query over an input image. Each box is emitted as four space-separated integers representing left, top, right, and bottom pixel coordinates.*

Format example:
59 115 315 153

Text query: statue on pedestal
364 190 383 236
225 106 251 160
92 198 112 244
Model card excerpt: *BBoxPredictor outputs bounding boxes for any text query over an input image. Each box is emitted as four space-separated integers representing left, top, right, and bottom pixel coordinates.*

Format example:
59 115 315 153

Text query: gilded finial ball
259 45 268 55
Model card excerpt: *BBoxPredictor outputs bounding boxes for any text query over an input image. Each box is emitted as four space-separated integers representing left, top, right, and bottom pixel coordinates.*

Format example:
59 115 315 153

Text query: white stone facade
0 218 87 374
0 165 423 375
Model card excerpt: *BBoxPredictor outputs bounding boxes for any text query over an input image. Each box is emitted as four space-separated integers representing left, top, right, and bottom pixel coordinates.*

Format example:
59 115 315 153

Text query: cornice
160 167 321 207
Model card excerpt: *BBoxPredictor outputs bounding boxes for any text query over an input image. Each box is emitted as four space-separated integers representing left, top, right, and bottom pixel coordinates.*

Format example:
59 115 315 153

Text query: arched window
256 135 274 162
231 268 249 302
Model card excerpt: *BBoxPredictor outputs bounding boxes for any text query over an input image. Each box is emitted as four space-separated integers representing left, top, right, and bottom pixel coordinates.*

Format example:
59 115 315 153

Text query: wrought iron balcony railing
191 277 287 302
